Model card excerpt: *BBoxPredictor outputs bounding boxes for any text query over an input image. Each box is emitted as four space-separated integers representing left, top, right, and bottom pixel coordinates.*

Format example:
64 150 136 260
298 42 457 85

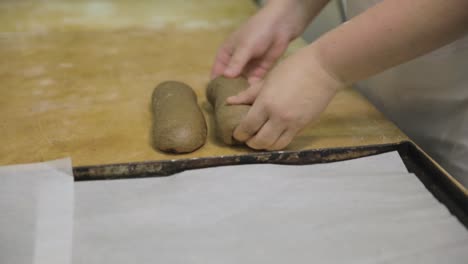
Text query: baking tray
73 141 468 228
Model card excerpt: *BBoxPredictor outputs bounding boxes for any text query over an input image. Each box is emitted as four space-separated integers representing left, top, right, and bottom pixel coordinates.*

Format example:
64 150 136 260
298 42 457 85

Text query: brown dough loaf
152 81 207 153
207 76 250 145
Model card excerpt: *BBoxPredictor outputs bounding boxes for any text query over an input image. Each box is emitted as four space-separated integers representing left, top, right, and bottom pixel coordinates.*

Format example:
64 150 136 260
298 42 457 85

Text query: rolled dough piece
152 81 207 153
207 76 250 145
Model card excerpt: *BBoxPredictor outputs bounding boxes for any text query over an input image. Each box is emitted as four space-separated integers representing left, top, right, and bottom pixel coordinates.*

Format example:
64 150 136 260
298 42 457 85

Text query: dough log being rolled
207 76 250 145
152 81 207 153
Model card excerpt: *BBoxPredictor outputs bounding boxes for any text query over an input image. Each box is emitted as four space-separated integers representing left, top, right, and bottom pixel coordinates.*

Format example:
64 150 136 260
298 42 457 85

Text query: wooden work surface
0 0 406 167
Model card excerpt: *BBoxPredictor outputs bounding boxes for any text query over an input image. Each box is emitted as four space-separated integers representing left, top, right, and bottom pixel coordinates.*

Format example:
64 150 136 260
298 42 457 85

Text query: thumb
226 82 262 105
224 47 251 77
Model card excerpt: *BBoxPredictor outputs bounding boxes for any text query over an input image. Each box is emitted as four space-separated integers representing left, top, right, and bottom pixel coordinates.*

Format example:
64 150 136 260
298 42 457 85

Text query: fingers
232 98 299 150
224 46 251 78
244 40 288 80
268 128 297 151
258 40 288 70
235 112 297 151
214 37 287 80
211 43 234 79
248 75 262 84
244 60 269 81
226 81 262 105
246 120 286 150
233 103 268 142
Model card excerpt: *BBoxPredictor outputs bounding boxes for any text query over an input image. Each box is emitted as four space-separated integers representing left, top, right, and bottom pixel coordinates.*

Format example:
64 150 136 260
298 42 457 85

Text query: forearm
307 0 468 85
264 0 330 38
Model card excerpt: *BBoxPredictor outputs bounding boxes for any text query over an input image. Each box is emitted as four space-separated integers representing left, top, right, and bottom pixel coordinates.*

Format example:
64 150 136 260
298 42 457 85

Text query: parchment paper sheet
0 158 74 264
73 152 468 264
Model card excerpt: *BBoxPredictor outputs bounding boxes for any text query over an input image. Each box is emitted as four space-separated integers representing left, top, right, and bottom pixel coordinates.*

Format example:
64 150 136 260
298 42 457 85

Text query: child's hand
227 47 345 150
211 2 309 83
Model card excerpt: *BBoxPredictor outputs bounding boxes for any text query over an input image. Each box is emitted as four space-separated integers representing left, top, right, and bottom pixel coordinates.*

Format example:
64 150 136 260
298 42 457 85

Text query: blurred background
256 0 345 43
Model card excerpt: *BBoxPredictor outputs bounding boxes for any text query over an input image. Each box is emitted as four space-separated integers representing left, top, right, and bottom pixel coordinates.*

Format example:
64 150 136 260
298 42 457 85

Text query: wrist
300 43 349 91
263 0 318 39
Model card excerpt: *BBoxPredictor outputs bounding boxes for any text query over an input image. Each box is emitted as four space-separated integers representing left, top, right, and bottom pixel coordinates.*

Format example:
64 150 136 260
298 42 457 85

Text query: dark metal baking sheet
73 141 467 228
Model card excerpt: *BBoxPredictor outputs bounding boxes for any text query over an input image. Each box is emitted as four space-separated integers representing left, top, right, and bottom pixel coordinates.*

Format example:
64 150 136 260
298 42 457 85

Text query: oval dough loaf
207 76 250 145
152 81 207 153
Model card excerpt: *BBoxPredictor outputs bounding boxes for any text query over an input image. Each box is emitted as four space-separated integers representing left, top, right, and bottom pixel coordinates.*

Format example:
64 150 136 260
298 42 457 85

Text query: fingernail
226 96 236 104
224 67 236 77
248 77 261 84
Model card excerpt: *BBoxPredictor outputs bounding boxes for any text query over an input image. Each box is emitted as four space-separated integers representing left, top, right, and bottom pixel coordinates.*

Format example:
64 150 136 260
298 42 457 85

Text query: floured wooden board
0 0 406 166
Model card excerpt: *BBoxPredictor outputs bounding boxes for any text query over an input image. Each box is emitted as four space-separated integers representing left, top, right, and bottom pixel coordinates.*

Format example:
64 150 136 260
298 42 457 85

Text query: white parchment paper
73 152 468 264
0 158 74 264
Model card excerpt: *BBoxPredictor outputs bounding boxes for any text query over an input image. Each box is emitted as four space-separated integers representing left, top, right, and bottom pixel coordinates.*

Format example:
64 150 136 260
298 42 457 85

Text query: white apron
345 0 468 187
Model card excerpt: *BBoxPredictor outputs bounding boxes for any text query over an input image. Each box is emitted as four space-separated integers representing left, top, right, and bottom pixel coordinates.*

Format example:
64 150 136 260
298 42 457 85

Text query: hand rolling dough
207 76 250 145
